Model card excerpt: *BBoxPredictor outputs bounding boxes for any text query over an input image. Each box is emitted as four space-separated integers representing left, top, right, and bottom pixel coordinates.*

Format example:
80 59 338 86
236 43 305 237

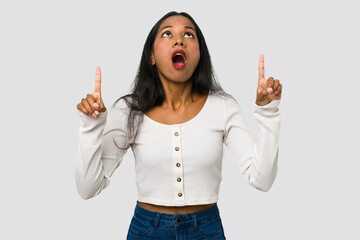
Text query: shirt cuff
253 100 280 113
77 109 108 123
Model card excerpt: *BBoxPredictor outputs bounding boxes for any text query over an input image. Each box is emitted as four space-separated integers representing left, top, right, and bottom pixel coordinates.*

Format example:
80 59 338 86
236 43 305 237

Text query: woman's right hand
77 66 107 118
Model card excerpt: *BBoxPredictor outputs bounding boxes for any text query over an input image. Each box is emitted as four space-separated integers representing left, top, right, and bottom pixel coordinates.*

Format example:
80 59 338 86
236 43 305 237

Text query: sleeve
75 99 131 199
223 96 281 191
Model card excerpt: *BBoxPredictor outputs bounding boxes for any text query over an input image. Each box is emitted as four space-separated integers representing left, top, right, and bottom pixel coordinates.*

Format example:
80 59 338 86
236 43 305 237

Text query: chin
158 65 195 83
171 73 194 83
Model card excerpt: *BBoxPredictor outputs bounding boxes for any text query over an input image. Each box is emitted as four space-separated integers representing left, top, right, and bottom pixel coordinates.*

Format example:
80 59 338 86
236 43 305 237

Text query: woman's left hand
255 54 282 106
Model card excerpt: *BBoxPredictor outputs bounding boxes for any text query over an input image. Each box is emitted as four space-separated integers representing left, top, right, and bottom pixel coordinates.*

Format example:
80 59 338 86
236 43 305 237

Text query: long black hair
112 11 230 148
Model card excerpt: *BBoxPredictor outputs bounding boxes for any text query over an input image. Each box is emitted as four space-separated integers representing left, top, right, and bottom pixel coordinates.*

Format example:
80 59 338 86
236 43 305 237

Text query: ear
150 51 156 65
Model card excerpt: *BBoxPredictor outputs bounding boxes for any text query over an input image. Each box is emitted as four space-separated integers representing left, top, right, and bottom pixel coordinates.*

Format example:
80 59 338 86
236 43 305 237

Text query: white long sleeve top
75 93 281 206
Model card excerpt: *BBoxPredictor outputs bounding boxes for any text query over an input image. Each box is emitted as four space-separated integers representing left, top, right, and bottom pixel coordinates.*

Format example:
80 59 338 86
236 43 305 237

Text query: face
151 15 200 83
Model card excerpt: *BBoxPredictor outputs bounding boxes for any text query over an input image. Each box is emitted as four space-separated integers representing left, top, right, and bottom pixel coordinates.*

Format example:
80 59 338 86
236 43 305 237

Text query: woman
76 11 282 239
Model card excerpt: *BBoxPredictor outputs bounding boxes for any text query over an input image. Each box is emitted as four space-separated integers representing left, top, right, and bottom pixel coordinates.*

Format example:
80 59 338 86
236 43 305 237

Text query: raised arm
75 66 130 199
223 55 282 191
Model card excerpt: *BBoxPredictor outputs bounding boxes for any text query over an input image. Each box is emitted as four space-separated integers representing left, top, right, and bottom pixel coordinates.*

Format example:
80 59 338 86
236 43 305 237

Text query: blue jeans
126 201 226 239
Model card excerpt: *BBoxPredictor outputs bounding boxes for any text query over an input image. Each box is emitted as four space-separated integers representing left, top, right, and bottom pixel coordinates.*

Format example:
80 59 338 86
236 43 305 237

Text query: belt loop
153 213 161 229
191 214 198 230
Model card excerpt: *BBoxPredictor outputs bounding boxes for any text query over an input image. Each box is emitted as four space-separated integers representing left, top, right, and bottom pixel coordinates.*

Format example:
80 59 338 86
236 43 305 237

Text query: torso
141 92 213 214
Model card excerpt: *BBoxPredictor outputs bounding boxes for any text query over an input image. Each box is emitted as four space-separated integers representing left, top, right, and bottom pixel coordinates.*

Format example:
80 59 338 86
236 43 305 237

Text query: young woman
76 11 282 240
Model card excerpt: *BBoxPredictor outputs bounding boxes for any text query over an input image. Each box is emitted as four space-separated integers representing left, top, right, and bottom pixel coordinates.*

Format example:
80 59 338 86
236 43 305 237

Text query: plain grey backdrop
1 0 359 239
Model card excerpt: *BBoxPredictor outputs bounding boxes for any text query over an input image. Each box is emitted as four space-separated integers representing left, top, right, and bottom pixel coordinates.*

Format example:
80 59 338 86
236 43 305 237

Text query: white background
1 0 359 239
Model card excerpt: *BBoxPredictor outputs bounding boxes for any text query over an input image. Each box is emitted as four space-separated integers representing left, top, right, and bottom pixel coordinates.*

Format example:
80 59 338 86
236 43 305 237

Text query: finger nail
93 103 99 108
95 110 99 115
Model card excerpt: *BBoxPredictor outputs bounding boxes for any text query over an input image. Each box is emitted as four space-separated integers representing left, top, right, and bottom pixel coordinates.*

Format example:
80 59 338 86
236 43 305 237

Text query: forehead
158 15 195 30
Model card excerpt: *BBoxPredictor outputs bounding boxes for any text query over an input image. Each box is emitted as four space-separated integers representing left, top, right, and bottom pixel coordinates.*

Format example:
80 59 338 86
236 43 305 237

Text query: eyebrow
159 25 196 32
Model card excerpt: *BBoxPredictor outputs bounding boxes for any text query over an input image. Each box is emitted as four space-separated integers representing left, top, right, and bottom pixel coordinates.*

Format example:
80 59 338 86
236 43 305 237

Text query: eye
184 32 194 38
162 31 172 37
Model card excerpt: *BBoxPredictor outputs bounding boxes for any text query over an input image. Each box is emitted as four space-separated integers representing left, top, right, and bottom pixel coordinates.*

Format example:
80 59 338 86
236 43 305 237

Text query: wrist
255 99 270 106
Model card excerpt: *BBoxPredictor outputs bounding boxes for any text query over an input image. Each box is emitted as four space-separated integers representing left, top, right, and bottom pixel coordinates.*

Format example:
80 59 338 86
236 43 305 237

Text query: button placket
172 126 184 202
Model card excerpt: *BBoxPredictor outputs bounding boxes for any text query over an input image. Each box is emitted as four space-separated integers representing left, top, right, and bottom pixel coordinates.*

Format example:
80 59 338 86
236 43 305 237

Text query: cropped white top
75 93 281 206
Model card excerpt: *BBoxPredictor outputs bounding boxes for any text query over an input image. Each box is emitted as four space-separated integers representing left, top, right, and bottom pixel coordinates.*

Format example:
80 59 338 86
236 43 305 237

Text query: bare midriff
137 201 216 214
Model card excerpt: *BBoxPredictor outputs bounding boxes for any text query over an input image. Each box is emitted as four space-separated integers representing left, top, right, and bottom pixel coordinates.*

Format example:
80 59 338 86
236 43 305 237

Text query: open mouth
172 50 187 69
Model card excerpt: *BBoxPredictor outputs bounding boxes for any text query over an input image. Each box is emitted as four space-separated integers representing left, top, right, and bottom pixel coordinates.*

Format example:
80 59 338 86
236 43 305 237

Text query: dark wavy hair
112 11 230 148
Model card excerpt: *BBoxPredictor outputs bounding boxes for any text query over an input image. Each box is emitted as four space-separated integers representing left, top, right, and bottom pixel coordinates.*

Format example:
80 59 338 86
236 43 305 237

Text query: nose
174 39 184 47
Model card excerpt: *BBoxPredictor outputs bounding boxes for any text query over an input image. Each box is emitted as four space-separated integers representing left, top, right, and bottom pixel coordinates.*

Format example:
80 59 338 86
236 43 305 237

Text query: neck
160 79 197 111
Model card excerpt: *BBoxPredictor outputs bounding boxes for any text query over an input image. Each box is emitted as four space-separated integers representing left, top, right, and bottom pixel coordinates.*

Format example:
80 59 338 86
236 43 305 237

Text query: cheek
190 45 200 65
154 43 167 63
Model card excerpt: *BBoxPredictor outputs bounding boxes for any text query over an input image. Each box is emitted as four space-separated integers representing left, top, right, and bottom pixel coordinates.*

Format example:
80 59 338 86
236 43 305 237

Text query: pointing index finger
258 54 265 82
94 66 101 93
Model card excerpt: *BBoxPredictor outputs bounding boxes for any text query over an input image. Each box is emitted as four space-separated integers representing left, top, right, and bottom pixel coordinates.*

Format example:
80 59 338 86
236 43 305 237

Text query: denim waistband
133 201 220 230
